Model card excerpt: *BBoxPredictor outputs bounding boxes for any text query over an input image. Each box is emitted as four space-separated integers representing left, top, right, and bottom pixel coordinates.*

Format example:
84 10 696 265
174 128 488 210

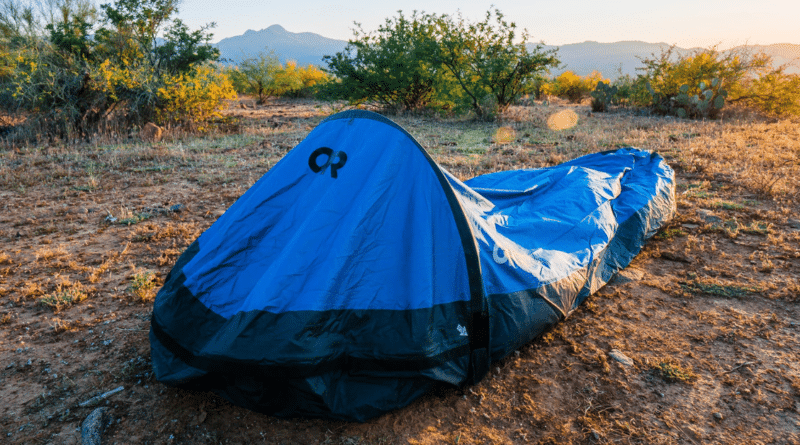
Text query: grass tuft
680 278 761 298
39 285 87 311
129 271 158 302
651 360 697 383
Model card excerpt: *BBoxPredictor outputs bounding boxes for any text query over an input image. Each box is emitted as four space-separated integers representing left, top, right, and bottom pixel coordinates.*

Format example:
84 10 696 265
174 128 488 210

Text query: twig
722 361 754 374
78 386 124 407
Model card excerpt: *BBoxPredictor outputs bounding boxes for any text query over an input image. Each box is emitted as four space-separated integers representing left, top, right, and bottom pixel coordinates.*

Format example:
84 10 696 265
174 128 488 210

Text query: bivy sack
150 110 675 421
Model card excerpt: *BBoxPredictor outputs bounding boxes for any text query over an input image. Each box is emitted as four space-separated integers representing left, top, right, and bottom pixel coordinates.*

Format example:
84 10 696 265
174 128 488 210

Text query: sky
178 0 799 48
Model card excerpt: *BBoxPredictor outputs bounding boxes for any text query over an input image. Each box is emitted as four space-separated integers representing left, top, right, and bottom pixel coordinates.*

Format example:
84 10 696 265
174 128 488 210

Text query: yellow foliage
156 65 237 129
95 59 155 101
298 64 329 90
543 71 608 103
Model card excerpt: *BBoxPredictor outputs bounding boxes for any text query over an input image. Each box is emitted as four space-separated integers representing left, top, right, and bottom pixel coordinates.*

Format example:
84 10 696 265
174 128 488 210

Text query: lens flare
547 110 579 131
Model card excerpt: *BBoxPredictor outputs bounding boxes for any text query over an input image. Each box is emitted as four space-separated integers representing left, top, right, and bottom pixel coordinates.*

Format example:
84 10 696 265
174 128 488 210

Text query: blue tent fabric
150 109 675 421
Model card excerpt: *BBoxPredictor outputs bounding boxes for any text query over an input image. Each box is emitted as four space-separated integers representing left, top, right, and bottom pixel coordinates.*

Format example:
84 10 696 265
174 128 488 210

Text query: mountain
214 24 347 66
536 41 697 78
535 41 800 78
214 25 799 77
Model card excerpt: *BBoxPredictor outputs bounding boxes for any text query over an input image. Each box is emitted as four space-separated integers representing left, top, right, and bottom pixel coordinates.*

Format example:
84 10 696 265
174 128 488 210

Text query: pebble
611 267 645 284
81 407 109 445
697 209 722 223
170 204 185 213
682 223 699 229
713 412 723 421
609 349 634 367
788 219 800 230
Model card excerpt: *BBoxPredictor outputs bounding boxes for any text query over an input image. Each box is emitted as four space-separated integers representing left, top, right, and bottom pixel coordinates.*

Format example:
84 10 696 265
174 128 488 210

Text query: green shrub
0 0 224 141
637 45 771 119
323 10 447 111
431 9 560 118
323 8 559 117
731 67 800 117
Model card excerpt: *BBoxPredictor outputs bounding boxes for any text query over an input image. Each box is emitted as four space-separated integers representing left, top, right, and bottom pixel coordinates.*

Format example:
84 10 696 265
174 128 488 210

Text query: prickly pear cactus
670 78 727 119
590 81 618 112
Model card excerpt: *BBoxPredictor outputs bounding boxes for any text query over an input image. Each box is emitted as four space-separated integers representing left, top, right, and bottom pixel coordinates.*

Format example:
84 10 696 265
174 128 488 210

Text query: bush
230 54 330 102
544 70 606 103
156 65 236 130
0 0 225 141
228 51 281 103
431 9 560 118
323 8 559 117
323 11 447 111
637 46 771 119
730 67 800 117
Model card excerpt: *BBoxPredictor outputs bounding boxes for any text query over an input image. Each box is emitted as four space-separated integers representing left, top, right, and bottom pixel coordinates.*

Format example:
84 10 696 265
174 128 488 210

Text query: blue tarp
150 110 675 421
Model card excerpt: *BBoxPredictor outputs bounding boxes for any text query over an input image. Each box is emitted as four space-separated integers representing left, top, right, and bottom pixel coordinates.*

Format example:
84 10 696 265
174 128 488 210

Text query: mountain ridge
214 25 800 77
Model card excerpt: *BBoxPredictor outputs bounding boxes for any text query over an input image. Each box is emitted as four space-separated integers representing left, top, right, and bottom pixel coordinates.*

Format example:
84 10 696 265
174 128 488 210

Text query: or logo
493 244 508 264
308 147 347 178
457 324 468 337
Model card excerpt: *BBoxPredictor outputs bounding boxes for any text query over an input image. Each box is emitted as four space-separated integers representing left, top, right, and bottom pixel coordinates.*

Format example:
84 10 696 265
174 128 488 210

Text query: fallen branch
78 386 125 407
722 361 754 374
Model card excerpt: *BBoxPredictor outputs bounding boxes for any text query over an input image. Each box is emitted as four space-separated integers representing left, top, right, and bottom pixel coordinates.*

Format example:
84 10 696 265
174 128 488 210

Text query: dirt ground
0 98 798 444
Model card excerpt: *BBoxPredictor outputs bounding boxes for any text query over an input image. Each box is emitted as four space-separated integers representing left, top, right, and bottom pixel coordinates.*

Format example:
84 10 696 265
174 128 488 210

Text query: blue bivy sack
150 110 675 421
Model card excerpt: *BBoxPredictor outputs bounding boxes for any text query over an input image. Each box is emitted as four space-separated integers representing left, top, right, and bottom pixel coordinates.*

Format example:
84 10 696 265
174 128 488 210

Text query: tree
94 0 218 73
230 51 281 103
431 9 559 118
323 11 446 110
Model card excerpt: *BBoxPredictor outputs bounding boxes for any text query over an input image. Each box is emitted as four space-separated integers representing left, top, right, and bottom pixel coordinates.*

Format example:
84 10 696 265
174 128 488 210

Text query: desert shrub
0 0 224 141
430 9 560 118
636 46 771 119
129 271 157 302
287 63 330 98
323 8 559 117
230 54 330 102
228 51 280 103
730 67 800 117
323 10 448 111
544 70 605 103
156 64 236 130
609 73 651 107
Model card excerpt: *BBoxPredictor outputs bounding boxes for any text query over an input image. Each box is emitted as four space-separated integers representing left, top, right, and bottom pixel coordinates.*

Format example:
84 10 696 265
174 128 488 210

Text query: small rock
612 267 645 284
697 209 722 223
713 412 723 421
660 251 693 263
682 223 699 229
81 407 109 445
591 429 601 440
169 204 185 213
609 349 634 367
788 219 800 230
5 362 14 369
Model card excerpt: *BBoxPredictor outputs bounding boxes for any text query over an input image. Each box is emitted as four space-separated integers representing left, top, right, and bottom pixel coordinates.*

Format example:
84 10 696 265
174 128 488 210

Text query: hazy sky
177 0 798 48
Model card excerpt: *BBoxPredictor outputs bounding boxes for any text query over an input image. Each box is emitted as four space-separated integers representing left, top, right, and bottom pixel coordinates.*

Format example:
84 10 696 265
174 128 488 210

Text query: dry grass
1 97 799 444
